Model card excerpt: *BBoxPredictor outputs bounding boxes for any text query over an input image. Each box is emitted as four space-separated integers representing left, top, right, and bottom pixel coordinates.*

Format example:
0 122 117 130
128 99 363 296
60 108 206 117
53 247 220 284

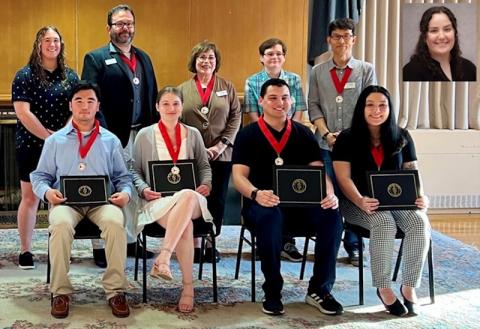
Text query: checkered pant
340 199 431 288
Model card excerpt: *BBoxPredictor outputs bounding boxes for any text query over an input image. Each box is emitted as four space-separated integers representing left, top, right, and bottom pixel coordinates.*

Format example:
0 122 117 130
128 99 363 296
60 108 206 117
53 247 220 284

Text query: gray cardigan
131 123 212 197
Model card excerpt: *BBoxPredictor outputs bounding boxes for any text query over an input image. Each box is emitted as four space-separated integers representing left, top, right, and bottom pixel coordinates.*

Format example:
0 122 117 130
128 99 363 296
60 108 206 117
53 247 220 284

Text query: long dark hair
410 6 462 78
28 26 67 87
350 86 405 157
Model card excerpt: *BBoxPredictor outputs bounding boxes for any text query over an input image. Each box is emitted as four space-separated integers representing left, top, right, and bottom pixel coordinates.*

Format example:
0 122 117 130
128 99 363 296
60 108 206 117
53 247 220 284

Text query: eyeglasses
330 34 354 42
111 21 135 29
197 56 216 62
263 51 285 58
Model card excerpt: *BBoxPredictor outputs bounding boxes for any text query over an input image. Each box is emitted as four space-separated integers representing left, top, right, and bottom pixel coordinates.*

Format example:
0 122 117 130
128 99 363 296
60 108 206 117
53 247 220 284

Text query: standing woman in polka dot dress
12 26 79 269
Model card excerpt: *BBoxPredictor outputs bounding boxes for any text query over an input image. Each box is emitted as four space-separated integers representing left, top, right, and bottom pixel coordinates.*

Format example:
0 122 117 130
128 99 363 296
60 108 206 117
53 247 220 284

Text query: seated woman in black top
403 6 476 81
332 86 431 316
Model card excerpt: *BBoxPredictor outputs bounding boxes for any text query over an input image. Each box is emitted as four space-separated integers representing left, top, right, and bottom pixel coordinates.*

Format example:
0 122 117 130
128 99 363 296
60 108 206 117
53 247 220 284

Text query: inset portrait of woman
402 4 477 82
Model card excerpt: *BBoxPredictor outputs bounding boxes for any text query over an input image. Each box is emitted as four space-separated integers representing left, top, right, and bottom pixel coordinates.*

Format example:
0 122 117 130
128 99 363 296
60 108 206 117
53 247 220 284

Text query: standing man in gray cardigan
308 18 377 266
82 4 158 266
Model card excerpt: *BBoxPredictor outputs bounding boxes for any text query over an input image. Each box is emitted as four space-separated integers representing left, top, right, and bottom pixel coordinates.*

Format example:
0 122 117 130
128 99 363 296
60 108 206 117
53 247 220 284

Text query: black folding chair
233 216 315 302
345 222 435 305
134 219 218 303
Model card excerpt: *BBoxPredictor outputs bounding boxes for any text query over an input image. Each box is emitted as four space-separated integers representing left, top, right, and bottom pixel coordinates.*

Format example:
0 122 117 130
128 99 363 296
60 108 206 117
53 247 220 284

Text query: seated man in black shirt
232 78 343 316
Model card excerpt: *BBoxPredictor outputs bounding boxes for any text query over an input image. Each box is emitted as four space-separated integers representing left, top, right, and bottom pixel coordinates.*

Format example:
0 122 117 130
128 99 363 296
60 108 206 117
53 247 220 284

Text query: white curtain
351 0 480 129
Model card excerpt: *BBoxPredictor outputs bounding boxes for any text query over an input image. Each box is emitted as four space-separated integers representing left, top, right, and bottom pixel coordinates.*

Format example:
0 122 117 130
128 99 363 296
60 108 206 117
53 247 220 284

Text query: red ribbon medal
330 66 352 103
257 116 292 166
72 120 100 171
195 75 215 114
158 120 182 176
120 52 140 84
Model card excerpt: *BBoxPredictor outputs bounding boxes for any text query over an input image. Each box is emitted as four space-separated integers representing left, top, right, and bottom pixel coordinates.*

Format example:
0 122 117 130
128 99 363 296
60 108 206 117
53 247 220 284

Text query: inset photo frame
402 3 477 82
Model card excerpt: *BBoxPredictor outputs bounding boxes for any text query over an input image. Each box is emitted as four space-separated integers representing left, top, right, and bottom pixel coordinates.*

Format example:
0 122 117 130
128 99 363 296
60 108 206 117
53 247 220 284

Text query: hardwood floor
430 213 480 249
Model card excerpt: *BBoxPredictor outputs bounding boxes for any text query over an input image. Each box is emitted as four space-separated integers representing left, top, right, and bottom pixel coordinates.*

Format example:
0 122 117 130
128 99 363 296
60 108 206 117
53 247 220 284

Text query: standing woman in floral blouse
12 26 79 269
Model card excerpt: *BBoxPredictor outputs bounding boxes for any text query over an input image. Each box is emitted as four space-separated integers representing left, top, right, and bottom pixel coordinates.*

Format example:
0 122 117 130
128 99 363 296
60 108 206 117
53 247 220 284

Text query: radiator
409 129 480 210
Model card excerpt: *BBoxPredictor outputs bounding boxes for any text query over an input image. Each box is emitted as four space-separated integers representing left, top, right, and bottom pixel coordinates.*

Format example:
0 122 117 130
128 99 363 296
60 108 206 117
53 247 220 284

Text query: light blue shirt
244 69 307 118
31 121 133 201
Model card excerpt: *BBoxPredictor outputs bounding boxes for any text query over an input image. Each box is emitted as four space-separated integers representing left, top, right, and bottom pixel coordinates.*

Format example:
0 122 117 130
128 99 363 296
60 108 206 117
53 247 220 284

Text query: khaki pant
48 204 128 300
92 130 138 248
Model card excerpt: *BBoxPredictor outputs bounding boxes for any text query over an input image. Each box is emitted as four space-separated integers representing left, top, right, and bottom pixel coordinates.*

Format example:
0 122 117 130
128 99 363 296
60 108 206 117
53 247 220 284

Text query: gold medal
335 95 343 103
275 157 284 166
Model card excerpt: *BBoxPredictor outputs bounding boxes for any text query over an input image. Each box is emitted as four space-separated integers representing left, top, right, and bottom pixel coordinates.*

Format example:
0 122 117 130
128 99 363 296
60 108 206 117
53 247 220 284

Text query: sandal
150 248 173 281
177 281 194 313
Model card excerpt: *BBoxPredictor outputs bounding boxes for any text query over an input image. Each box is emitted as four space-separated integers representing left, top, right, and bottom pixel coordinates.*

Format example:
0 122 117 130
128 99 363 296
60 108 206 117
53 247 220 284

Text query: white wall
410 129 480 211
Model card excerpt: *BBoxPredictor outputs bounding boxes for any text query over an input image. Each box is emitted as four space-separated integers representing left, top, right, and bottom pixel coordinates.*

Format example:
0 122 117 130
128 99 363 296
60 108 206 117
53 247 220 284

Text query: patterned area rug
0 226 479 328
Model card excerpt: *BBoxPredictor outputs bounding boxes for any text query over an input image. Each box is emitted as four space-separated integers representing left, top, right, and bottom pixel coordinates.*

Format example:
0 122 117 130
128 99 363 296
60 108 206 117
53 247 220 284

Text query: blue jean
320 148 360 254
242 203 343 299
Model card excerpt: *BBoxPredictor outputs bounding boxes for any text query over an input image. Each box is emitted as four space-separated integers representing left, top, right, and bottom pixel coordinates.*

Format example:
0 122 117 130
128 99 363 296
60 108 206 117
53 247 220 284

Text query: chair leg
428 239 435 304
359 237 364 305
300 237 310 280
234 226 246 279
47 233 51 284
251 232 256 303
392 239 404 282
134 237 140 281
142 233 147 303
198 237 205 280
210 233 218 303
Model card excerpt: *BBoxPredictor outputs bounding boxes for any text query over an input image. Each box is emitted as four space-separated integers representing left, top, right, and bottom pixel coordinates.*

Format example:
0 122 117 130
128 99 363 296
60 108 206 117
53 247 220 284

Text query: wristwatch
250 189 259 201
220 137 233 147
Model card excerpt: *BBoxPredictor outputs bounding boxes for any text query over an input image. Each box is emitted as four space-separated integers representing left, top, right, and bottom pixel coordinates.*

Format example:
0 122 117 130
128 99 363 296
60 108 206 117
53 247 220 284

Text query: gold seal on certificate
132 77 140 85
167 172 181 184
78 162 87 171
335 95 343 103
171 165 180 175
273 165 326 207
275 157 284 166
60 175 109 206
200 106 209 115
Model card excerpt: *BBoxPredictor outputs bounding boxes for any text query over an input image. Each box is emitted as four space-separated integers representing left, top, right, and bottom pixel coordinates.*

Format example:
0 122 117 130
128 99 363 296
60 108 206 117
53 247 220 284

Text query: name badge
216 90 228 97
344 82 356 89
105 58 117 65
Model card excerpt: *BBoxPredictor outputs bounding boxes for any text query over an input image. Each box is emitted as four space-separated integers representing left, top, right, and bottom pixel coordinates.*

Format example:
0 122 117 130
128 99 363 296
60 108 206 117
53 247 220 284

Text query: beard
110 30 134 46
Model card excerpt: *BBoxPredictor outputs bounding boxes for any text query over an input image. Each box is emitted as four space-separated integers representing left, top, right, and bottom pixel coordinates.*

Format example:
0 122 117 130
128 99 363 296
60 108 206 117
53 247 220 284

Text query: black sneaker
262 298 285 316
281 242 303 262
305 293 344 315
19 251 35 269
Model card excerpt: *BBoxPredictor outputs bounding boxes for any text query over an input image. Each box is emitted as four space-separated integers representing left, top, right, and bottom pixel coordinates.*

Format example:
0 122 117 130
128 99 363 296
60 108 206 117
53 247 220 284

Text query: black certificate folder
60 175 109 206
148 160 197 196
274 165 326 207
367 170 420 210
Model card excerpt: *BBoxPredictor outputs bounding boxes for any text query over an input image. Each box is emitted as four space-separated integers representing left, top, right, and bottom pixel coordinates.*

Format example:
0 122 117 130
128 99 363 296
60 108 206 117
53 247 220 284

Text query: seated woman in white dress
131 86 213 313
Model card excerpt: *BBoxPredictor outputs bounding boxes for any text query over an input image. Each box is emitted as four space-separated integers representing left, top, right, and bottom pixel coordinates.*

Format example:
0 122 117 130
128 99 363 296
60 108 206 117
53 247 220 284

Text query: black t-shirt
403 56 477 81
332 128 417 197
232 120 322 196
